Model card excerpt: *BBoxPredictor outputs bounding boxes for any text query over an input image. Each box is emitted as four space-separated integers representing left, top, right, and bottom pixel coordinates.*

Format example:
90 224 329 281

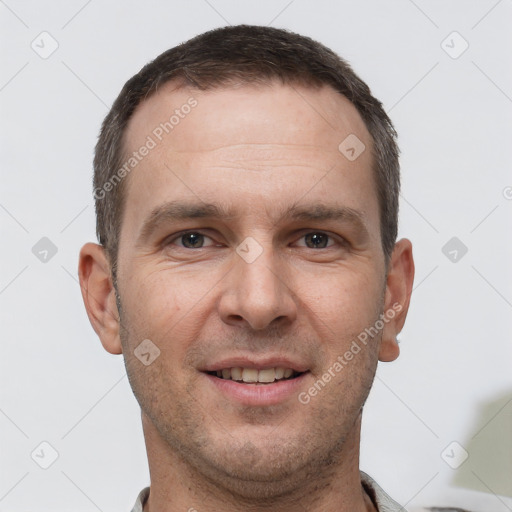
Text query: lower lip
203 372 309 406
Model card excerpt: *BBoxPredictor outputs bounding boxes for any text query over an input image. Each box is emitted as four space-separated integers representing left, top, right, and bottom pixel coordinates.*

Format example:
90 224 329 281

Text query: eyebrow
136 199 369 244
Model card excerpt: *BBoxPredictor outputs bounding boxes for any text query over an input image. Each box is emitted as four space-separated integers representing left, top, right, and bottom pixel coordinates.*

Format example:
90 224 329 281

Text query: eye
167 231 216 249
297 232 340 249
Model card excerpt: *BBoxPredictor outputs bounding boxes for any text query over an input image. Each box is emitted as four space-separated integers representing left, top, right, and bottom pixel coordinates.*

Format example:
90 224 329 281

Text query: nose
218 244 297 331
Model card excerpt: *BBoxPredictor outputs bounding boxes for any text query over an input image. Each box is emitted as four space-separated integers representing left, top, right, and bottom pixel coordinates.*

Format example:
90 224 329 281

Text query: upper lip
200 356 309 373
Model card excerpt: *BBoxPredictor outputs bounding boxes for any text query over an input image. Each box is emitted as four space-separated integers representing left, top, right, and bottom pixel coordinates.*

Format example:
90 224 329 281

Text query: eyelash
165 230 347 250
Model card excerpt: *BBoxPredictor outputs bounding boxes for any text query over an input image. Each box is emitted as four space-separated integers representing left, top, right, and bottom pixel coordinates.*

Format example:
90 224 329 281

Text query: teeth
258 368 276 383
214 367 299 383
231 367 242 381
242 368 258 383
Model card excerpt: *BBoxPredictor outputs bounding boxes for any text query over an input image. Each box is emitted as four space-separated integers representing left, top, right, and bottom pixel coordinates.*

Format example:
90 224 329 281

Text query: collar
131 471 406 512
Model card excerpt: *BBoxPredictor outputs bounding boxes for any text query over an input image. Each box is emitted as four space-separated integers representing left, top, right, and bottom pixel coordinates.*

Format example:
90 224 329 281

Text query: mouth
205 367 306 385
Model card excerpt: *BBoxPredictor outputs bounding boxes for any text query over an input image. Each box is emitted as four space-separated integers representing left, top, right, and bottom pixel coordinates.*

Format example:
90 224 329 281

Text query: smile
207 367 303 384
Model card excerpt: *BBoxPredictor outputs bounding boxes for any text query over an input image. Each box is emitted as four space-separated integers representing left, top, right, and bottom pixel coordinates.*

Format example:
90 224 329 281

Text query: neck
140 412 376 512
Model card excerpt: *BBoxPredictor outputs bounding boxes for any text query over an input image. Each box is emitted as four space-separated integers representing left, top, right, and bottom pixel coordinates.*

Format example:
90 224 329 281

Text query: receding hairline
119 76 334 158
118 77 375 199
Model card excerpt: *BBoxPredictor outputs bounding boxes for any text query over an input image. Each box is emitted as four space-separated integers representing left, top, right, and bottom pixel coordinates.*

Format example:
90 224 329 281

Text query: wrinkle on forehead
162 143 343 173
169 143 335 154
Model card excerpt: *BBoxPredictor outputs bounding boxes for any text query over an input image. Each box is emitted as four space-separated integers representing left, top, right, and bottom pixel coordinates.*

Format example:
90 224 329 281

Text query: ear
78 242 122 355
379 238 415 362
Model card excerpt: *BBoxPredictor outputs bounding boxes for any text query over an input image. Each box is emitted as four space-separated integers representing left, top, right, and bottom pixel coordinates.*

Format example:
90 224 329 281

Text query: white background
1 1 511 511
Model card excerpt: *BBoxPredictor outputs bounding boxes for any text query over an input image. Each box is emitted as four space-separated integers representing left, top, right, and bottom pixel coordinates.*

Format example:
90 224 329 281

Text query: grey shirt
130 471 406 512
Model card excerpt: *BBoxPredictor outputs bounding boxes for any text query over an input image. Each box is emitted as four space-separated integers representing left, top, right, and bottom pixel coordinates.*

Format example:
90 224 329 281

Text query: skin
79 81 414 512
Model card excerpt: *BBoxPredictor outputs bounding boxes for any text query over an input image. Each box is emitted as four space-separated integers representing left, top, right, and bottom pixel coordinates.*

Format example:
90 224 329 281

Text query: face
81 81 412 498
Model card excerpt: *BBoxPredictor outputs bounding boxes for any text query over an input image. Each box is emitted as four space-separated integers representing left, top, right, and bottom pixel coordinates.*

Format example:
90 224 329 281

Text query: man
78 25 415 512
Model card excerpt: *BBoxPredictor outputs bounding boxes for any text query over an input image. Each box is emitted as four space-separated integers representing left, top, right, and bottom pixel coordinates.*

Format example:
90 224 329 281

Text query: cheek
119 272 197 403
299 266 382 330
125 267 188 317
122 267 215 356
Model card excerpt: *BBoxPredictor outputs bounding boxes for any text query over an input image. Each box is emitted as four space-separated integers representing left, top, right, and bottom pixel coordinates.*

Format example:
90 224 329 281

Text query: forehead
124 80 371 154
119 81 379 245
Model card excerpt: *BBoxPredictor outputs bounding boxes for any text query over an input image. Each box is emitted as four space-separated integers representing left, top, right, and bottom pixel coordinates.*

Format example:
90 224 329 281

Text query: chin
198 434 326 491
204 455 311 501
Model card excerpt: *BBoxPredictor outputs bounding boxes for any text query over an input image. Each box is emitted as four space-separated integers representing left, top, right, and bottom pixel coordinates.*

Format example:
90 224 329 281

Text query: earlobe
78 242 123 355
378 335 400 362
378 238 415 363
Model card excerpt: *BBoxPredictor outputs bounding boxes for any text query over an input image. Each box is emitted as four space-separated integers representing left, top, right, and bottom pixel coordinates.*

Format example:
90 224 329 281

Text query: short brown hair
93 24 400 278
